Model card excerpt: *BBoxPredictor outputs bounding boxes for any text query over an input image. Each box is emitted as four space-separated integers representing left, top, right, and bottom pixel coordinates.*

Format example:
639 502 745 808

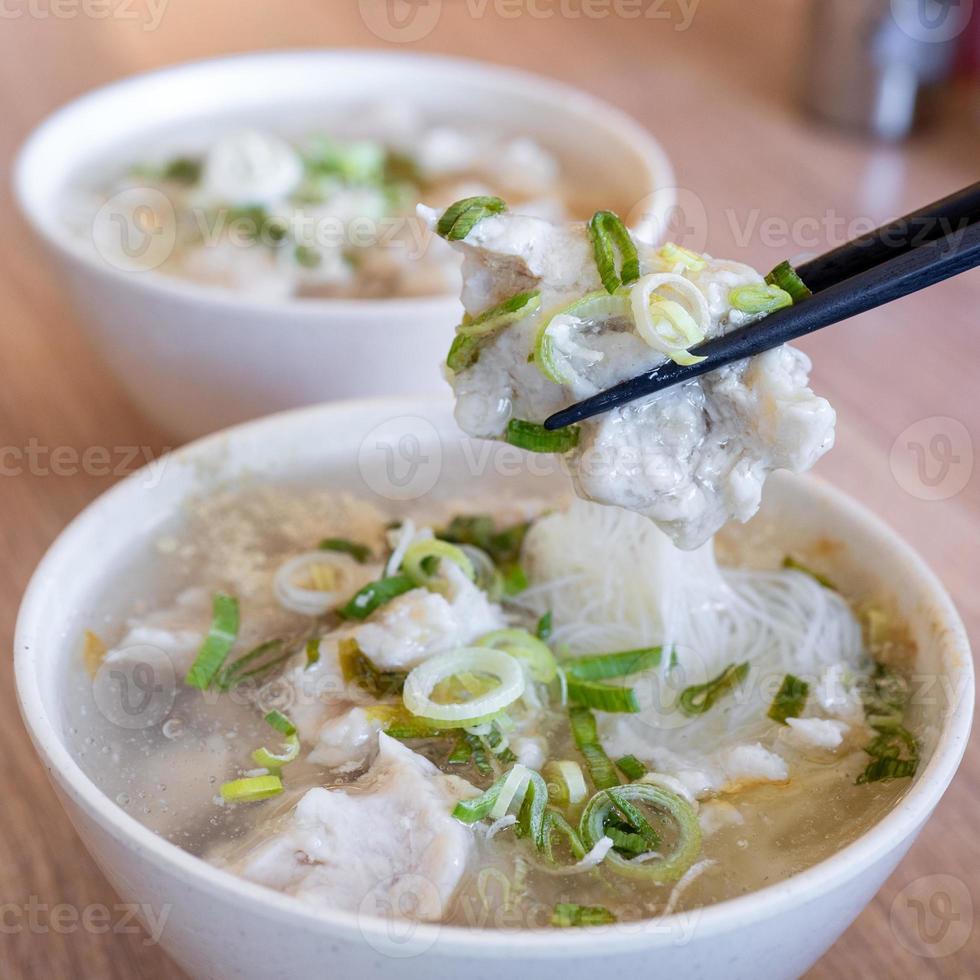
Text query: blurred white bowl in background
14 50 675 441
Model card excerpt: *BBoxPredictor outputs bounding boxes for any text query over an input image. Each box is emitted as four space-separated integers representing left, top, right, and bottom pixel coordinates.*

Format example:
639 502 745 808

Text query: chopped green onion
564 647 662 681
216 638 291 691
452 773 509 823
588 210 640 294
402 647 525 728
765 260 813 303
568 706 619 789
305 637 320 668
857 756 918 784
447 291 540 374
768 674 810 724
219 774 283 803
501 563 529 595
477 628 557 683
440 515 528 566
543 810 587 863
447 736 473 765
338 574 415 620
605 792 661 849
162 156 202 185
605 824 650 855
251 711 300 769
535 611 553 642
678 661 749 717
543 760 588 805
657 241 705 272
457 291 541 338
552 903 617 928
533 289 630 386
339 639 407 698
505 419 580 454
729 283 793 315
401 539 475 591
516 770 551 851
446 333 483 373
567 678 640 713
437 196 507 240
615 754 648 781
185 593 240 690
579 784 702 883
782 556 837 590
318 537 372 562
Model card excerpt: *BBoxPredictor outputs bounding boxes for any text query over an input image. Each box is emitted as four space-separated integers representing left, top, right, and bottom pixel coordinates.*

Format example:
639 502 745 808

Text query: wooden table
2 1 977 976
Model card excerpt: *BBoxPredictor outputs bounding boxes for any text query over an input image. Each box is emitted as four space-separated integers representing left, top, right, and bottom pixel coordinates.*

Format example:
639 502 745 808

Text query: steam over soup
72 485 920 929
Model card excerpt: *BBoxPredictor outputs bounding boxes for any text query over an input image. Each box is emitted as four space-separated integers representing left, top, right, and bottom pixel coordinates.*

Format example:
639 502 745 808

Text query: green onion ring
437 196 507 240
587 210 640 294
579 784 702 883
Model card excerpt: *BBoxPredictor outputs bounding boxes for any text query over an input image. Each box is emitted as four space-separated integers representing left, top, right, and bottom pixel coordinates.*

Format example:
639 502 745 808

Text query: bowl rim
14 397 974 954
12 48 676 321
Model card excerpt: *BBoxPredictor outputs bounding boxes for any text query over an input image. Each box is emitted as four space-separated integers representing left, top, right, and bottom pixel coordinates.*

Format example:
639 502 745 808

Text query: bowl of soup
13 50 675 441
15 397 972 980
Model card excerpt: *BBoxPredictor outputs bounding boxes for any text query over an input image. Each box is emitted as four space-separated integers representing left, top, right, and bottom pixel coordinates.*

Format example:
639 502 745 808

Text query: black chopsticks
544 185 980 431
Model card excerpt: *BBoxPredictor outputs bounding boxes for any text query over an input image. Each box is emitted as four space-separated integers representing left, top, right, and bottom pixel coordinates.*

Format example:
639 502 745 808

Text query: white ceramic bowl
15 398 973 980
13 50 675 442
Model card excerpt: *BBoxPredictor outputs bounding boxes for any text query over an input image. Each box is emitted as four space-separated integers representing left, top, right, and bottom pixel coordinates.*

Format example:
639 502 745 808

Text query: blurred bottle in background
802 0 974 140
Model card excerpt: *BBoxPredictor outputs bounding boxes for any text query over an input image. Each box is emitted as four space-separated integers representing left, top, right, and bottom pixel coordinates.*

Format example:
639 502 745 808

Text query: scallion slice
457 290 541 338
579 784 702 883
768 674 810 724
657 241 706 272
516 769 551 851
251 710 300 769
401 539 475 591
678 661 749 717
588 210 640 294
543 810 587 863
568 706 619 789
536 611 553 642
564 647 662 681
729 283 793 315
476 628 557 683
543 760 587 805
338 574 415 620
364 705 447 739
402 647 525 728
216 639 291 691
452 772 509 823
857 756 918 783
437 196 507 240
185 593 240 690
615 754 648 781
305 637 320 668
567 678 640 713
552 903 617 928
219 774 283 804
765 260 813 302
505 419 580 454
318 537 372 563
446 333 483 373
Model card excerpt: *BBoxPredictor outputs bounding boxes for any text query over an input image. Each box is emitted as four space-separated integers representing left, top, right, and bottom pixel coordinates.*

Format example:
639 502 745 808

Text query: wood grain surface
1 1 977 977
